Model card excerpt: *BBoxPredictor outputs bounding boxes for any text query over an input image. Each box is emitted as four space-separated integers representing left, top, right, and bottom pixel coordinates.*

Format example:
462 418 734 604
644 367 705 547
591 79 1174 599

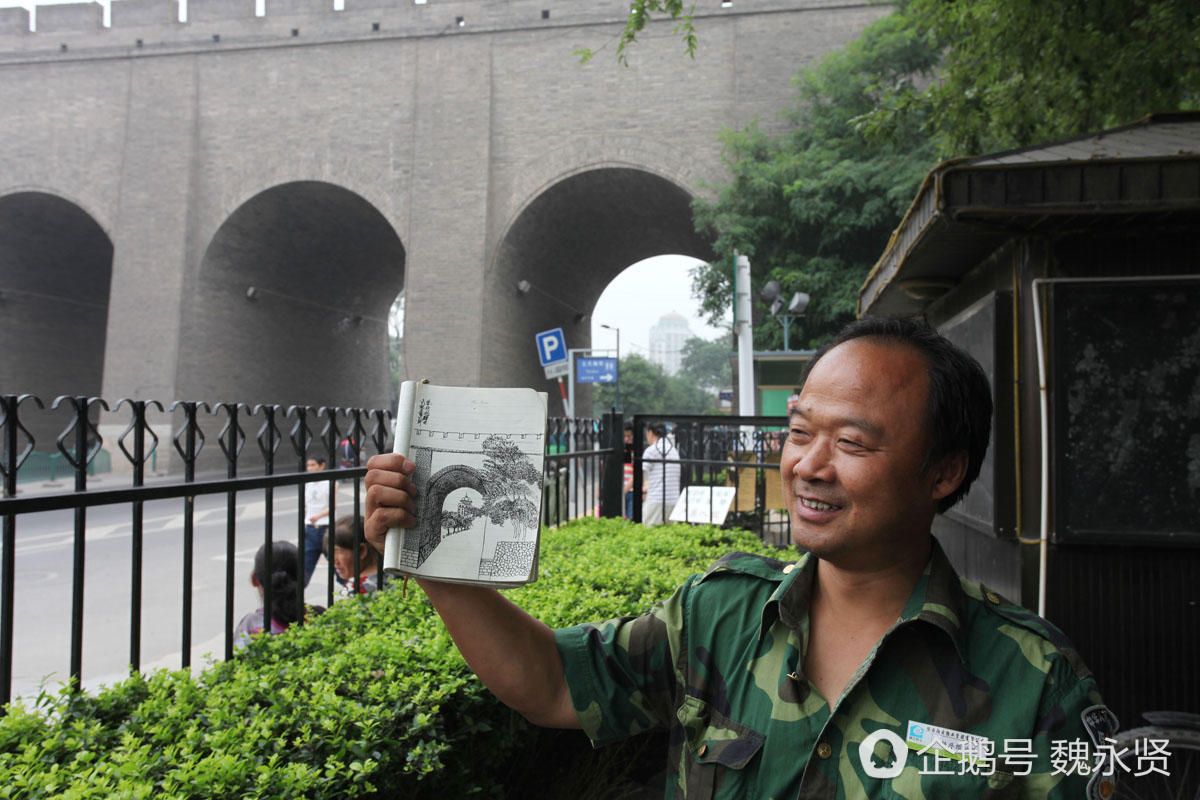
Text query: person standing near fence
363 317 1110 799
302 455 333 587
641 422 680 525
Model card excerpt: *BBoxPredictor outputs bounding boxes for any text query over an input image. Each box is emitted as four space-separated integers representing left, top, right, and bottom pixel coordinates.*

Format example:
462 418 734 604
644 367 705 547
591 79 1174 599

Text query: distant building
648 313 692 376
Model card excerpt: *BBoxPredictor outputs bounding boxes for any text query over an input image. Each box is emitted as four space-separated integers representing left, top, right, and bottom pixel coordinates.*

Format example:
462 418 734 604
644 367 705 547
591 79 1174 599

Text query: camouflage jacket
554 538 1108 799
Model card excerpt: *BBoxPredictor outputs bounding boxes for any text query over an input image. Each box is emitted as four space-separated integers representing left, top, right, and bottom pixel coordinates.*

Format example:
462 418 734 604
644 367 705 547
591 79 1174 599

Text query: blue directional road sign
535 327 567 366
576 357 618 384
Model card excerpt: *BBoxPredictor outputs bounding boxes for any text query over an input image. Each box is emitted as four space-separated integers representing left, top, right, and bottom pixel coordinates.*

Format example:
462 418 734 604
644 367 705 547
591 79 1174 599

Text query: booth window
1051 279 1200 544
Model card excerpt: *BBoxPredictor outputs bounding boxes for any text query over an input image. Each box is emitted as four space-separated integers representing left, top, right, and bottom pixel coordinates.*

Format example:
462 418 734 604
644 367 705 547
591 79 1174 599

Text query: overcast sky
589 255 730 360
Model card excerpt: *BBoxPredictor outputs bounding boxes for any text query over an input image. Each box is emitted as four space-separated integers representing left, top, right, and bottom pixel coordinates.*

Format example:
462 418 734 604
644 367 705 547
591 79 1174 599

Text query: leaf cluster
680 336 733 393
576 0 696 65
690 12 939 350
481 436 540 498
0 519 793 799
592 353 717 417
626 1 1197 352
896 0 1200 156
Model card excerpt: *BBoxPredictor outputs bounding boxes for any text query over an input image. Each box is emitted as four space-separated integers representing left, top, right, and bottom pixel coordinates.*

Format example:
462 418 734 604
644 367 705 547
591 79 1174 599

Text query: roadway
6 480 360 705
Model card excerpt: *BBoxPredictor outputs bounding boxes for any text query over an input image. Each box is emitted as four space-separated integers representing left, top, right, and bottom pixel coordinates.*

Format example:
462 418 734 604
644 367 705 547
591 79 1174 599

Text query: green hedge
0 519 796 799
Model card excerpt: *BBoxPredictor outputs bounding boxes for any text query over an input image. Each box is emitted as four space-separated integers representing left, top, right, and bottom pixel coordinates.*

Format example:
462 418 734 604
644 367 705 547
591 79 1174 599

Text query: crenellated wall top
0 0 858 59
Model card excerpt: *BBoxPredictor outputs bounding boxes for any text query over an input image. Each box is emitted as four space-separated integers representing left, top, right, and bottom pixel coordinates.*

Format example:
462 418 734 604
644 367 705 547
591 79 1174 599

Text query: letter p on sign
535 327 567 366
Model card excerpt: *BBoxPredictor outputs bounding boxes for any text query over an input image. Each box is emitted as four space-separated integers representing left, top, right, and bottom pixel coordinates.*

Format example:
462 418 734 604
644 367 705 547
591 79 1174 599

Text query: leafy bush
0 519 795 799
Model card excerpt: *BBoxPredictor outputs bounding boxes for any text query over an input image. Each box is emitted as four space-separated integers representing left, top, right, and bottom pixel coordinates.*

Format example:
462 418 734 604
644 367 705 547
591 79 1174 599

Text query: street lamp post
759 280 810 350
600 323 621 411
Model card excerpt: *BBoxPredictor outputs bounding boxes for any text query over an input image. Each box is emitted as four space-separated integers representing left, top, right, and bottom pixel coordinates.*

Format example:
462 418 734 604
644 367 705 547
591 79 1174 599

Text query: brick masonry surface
0 0 889 431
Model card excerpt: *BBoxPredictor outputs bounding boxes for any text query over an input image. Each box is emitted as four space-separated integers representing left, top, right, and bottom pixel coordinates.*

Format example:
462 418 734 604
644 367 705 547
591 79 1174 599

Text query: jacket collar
762 536 969 664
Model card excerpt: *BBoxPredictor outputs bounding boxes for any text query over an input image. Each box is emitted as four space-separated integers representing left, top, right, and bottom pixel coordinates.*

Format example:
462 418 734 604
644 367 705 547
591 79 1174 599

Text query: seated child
325 514 382 598
234 540 309 649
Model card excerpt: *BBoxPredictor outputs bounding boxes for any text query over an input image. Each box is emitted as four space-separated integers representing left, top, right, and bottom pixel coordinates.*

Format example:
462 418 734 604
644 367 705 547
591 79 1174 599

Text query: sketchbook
382 380 548 587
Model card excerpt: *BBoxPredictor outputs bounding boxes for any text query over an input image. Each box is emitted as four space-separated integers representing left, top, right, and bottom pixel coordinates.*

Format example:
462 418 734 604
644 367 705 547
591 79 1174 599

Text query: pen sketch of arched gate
400 433 540 579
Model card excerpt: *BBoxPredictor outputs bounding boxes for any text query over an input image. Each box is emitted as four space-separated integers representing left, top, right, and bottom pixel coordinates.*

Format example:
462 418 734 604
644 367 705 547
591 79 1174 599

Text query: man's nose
792 439 834 482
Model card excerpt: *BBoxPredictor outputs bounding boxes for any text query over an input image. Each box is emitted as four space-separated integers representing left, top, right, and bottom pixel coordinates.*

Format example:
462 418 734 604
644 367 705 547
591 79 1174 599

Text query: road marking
11 486 356 556
211 546 262 565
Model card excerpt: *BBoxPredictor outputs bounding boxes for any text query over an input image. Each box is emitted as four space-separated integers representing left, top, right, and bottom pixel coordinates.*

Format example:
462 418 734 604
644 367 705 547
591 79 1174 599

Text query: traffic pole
557 377 569 417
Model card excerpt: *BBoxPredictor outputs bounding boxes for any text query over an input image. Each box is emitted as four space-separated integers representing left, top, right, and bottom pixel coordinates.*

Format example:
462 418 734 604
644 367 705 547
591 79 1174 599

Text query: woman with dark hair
233 540 308 649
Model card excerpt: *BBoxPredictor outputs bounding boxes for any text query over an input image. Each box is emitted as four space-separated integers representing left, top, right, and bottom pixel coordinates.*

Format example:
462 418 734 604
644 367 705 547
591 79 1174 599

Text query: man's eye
839 438 867 450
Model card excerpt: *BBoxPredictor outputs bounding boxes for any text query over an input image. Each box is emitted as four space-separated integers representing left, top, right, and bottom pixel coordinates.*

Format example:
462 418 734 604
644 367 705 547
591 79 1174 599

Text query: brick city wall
0 0 888 433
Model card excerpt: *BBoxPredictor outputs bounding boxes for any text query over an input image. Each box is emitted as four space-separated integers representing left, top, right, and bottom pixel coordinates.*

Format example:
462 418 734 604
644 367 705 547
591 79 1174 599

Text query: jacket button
698 744 708 758
986 591 1001 604
816 742 832 759
782 563 796 574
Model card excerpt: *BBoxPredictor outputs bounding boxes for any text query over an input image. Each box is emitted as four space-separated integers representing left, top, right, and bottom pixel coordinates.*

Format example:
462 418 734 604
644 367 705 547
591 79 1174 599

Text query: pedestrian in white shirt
641 423 680 525
302 456 332 587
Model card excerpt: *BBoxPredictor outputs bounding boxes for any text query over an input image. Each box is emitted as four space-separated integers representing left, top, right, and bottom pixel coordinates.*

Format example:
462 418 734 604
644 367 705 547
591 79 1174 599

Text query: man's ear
930 451 969 503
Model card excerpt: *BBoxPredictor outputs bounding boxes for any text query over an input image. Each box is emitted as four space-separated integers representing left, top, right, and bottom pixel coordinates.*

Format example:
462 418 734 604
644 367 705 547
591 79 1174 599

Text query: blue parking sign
535 328 567 366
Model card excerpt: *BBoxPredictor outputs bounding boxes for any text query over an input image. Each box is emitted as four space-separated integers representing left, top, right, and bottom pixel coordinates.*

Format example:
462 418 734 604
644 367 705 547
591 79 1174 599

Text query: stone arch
406 463 487 569
494 135 715 245
481 164 715 393
179 180 405 409
203 169 401 255
0 190 113 450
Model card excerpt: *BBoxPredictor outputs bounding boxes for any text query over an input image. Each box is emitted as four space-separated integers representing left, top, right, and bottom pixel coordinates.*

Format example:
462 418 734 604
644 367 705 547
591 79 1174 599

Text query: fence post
169 400 207 669
54 394 109 689
116 398 164 674
215 403 245 666
597 412 623 518
1 394 42 707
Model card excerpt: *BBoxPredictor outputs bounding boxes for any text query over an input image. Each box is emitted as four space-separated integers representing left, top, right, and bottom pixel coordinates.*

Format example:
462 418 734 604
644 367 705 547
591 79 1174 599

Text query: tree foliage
690 12 940 350
576 0 696 65
592 354 716 417
611 1 1198 351
680 336 733 392
884 0 1200 156
612 0 1200 156
479 435 541 540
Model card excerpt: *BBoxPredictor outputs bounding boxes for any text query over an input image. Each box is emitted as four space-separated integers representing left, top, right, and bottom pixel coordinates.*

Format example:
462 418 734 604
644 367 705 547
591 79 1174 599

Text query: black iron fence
542 414 626 526
630 413 793 547
0 394 622 706
0 394 397 706
0 396 790 706
541 412 794 544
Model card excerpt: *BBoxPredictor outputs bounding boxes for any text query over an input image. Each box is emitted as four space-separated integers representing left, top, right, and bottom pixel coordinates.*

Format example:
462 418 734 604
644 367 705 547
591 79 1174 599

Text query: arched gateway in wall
182 180 404 409
0 191 113 447
0 0 890 439
483 164 713 392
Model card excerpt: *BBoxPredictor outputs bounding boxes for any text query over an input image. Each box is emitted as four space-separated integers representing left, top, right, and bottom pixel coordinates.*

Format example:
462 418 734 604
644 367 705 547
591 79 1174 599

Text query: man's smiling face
781 338 960 569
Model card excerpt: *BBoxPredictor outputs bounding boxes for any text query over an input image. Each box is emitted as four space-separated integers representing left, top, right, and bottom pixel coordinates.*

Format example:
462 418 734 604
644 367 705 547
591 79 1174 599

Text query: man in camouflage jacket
366 317 1111 799
556 541 1104 798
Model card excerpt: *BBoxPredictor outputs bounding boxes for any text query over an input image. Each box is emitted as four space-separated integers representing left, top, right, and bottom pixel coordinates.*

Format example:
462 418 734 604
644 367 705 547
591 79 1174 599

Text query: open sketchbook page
385 382 547 587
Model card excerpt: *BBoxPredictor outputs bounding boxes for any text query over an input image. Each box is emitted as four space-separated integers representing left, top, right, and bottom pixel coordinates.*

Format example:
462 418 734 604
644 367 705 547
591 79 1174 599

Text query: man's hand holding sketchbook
380 380 549 588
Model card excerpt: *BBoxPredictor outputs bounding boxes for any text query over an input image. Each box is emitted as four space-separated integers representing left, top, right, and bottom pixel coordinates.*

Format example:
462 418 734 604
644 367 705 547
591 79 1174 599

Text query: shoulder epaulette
970 580 1094 682
700 551 792 582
